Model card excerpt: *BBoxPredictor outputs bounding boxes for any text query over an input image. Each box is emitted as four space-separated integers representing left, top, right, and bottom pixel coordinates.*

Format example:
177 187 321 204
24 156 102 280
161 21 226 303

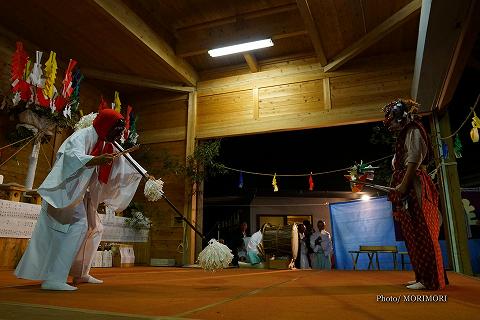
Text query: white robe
298 233 310 269
15 126 142 282
310 230 333 270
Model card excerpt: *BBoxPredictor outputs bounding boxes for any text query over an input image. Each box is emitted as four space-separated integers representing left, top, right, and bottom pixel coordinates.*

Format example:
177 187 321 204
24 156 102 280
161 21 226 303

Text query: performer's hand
86 154 115 167
147 174 156 180
395 182 408 195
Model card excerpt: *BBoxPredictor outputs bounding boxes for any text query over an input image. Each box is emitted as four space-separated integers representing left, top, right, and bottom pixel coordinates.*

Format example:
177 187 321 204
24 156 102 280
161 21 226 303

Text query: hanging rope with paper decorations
224 154 393 192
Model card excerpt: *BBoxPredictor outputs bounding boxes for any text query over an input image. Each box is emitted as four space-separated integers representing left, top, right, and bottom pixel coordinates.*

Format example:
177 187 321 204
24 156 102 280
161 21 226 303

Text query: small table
398 251 410 270
349 245 398 270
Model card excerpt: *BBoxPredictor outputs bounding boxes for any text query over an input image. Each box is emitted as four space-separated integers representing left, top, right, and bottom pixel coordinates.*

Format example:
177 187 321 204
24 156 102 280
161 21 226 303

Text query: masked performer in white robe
15 109 144 291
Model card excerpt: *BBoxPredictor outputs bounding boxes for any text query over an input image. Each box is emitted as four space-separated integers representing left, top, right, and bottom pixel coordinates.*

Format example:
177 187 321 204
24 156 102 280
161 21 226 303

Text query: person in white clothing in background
15 109 145 291
246 224 267 265
310 220 333 270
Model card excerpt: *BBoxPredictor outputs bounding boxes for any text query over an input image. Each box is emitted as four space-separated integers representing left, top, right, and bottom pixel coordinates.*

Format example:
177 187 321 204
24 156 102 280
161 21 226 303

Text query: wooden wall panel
136 96 188 145
196 52 414 139
259 80 325 118
131 97 189 265
331 69 412 109
137 100 187 131
197 90 254 122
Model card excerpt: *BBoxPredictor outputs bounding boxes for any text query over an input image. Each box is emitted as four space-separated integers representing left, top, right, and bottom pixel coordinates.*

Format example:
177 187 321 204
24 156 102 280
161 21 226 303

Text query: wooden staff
113 141 205 239
349 180 395 192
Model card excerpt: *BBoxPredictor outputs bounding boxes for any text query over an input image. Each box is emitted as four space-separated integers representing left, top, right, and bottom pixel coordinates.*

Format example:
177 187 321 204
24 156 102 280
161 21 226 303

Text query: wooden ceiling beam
83 68 195 93
323 0 421 72
176 10 306 58
412 0 477 112
175 3 298 33
436 0 480 111
92 0 198 86
243 53 259 72
296 0 327 66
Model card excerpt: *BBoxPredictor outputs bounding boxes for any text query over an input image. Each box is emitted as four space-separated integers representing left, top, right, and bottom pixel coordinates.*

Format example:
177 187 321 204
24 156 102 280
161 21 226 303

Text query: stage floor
0 267 479 320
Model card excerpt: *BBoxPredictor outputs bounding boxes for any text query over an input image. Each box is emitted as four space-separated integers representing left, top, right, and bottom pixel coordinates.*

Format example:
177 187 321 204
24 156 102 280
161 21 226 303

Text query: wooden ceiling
0 0 420 89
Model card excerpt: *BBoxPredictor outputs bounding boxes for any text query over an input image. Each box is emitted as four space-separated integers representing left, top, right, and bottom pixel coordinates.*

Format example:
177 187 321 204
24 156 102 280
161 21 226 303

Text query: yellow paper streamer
43 51 57 99
272 173 278 192
23 59 32 80
471 111 480 143
114 91 121 113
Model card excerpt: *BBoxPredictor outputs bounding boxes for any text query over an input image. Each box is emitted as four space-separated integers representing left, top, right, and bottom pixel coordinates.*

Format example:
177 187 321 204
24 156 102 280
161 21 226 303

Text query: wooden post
431 112 472 274
183 90 198 265
24 140 40 190
195 179 204 258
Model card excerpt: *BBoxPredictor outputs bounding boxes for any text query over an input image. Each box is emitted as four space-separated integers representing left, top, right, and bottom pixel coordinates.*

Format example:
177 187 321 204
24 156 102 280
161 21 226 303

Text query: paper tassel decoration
43 51 57 99
442 142 449 160
114 91 121 113
69 70 83 112
61 59 77 98
308 173 314 191
344 161 378 193
128 114 139 144
471 111 480 143
454 135 462 158
197 238 233 271
238 172 244 188
98 95 108 111
10 42 28 81
144 178 165 202
11 79 31 103
124 105 132 140
272 173 278 192
23 59 32 81
35 86 49 107
29 51 44 87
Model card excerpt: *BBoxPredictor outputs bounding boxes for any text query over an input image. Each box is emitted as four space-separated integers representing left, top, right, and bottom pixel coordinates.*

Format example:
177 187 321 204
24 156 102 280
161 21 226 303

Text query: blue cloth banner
330 197 397 270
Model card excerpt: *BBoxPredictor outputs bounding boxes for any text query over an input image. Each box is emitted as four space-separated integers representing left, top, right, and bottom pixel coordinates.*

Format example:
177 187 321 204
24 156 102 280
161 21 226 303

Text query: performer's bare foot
41 281 78 291
406 282 426 290
405 280 417 285
73 275 103 285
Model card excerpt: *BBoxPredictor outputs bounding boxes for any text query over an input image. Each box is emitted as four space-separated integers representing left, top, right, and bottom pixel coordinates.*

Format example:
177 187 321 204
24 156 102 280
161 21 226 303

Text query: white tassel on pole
144 178 164 201
197 239 233 271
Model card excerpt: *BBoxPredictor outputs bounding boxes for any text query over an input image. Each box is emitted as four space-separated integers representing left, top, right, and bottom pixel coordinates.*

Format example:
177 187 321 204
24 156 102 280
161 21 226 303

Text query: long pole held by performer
112 141 205 239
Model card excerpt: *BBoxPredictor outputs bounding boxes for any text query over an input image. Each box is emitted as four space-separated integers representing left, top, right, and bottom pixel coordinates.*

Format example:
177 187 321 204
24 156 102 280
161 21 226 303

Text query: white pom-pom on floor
144 178 164 202
75 112 98 131
197 239 233 271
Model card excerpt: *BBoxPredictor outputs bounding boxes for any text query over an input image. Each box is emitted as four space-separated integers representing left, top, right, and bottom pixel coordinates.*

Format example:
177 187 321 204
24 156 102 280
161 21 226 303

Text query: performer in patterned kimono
15 109 144 291
383 99 445 290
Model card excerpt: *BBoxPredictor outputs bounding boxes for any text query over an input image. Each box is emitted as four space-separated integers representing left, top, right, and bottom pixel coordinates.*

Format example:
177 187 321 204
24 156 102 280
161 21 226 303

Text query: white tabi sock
406 282 426 290
73 275 103 284
41 281 78 291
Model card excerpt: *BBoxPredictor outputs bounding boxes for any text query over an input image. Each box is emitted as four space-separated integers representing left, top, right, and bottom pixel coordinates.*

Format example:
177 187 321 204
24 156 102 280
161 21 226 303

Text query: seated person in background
246 224 267 265
310 220 333 270
230 222 249 266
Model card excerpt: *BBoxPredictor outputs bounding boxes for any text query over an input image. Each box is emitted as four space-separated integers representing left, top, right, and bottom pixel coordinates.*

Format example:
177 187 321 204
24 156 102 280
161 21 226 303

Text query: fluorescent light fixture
208 39 274 57
361 195 371 201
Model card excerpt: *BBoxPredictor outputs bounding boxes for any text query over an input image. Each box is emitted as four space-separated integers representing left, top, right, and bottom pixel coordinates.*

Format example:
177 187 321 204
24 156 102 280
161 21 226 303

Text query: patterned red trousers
390 170 445 290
